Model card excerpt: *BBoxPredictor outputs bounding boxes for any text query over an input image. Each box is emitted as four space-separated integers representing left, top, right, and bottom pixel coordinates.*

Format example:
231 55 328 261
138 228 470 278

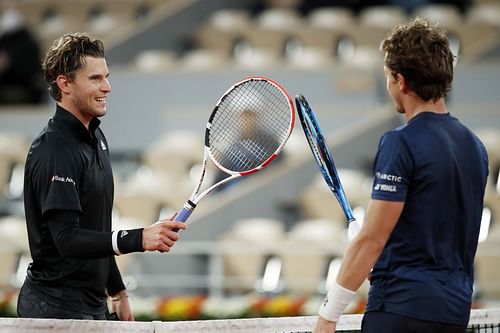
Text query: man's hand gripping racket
175 77 295 224
295 94 360 239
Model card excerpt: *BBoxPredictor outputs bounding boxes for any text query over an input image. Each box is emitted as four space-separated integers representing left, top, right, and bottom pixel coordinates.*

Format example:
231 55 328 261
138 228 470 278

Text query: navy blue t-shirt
366 112 488 326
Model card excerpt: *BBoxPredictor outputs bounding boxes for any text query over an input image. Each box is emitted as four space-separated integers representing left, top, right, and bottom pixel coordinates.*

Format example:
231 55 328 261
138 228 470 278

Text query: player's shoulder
29 126 76 160
381 126 406 143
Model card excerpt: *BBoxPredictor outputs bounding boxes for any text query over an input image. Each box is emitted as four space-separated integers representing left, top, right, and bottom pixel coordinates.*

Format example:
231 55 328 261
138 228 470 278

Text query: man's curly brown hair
42 33 105 101
381 17 455 102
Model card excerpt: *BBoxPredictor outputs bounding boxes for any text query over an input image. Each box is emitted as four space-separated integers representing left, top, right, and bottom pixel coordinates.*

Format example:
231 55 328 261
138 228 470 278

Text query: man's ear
396 73 408 93
55 75 71 95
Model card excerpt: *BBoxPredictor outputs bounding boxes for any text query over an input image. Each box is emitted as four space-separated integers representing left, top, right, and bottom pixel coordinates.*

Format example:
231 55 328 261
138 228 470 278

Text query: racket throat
184 200 197 211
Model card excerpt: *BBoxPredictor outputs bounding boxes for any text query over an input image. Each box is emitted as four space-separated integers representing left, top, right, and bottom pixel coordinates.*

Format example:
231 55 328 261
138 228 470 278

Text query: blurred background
0 0 499 320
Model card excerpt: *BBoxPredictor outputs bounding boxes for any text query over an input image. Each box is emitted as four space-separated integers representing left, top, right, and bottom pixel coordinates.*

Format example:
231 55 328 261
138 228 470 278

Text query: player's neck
404 97 447 122
57 101 92 129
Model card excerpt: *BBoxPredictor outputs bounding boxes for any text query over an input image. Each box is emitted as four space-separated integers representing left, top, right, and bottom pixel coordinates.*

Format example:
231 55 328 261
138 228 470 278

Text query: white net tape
0 309 498 333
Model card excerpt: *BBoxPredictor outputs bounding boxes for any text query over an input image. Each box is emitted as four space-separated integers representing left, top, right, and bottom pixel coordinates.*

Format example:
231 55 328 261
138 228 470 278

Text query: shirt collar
52 104 101 142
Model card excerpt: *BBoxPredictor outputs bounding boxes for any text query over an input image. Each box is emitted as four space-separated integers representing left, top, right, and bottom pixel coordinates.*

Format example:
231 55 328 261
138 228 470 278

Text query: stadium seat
255 7 302 30
142 131 204 178
467 2 500 28
233 48 282 70
307 6 355 30
114 188 163 226
413 4 464 60
293 7 356 63
0 133 29 210
0 216 29 288
237 8 303 59
286 46 335 69
476 129 500 224
194 9 252 58
459 3 500 62
300 169 370 223
134 50 177 72
282 130 309 158
341 46 384 70
281 218 346 295
114 165 193 223
219 218 286 294
356 6 407 50
180 49 229 71
263 0 301 8
118 130 206 216
84 6 121 38
413 4 462 29
476 223 500 298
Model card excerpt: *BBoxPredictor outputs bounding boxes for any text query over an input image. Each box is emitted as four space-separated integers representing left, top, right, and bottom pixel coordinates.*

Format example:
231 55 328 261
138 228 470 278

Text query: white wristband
318 282 356 322
112 230 123 256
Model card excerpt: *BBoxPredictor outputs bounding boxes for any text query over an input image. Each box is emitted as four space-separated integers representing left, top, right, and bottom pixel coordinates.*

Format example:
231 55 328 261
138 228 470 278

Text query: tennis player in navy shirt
313 17 489 333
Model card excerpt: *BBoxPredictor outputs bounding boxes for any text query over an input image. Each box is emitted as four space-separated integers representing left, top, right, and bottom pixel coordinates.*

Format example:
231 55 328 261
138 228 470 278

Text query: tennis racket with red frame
175 77 295 223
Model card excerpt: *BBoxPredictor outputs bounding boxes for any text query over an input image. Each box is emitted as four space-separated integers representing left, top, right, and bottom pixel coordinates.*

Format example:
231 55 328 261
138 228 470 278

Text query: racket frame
176 77 295 222
295 94 356 223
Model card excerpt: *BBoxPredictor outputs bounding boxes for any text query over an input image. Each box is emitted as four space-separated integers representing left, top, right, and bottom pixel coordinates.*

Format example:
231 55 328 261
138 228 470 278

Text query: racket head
295 94 356 222
295 94 337 190
207 77 295 176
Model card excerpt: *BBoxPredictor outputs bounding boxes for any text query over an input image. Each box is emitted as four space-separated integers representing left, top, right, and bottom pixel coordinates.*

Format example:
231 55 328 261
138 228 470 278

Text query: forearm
338 199 402 290
110 288 134 321
336 234 385 291
318 199 404 323
110 288 128 300
318 234 384 322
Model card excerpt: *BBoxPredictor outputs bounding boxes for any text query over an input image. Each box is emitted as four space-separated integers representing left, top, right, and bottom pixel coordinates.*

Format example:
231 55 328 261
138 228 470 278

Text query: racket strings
209 79 292 172
301 106 337 190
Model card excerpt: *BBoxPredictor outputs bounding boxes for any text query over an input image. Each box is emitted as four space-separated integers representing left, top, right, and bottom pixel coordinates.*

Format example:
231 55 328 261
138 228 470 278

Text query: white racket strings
209 79 291 172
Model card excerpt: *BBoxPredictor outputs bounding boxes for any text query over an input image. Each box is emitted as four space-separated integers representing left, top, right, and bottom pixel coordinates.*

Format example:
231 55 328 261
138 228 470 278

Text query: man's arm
47 210 187 258
313 199 404 333
107 257 132 321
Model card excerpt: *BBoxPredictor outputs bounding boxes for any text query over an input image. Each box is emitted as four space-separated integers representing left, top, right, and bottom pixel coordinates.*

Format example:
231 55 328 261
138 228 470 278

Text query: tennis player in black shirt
17 33 186 320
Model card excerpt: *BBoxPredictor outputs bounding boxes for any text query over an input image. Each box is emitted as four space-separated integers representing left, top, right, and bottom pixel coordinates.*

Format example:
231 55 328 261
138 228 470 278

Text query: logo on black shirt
51 175 76 186
100 140 107 151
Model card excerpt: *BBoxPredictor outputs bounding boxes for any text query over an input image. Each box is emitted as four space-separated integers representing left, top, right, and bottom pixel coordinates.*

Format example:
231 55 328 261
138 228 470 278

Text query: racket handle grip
175 201 197 225
347 220 361 240
176 207 192 223
171 207 191 233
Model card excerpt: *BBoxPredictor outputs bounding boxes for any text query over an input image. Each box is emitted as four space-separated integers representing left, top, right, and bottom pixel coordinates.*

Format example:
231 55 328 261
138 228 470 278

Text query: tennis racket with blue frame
295 94 360 237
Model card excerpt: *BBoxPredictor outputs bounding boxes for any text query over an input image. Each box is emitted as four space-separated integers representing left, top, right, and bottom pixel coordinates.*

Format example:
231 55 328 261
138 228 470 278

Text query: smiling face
59 56 111 126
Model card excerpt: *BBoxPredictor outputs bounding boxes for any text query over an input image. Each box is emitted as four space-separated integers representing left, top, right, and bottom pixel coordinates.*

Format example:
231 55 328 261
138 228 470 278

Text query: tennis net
157 308 500 332
0 308 498 333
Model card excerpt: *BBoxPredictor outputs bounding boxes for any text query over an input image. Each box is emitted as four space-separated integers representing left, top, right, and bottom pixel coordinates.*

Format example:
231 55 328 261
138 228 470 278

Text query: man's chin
95 109 107 117
395 106 405 114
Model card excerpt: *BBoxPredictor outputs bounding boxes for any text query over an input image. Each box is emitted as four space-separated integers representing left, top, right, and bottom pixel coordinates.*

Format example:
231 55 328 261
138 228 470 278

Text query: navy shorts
361 311 467 333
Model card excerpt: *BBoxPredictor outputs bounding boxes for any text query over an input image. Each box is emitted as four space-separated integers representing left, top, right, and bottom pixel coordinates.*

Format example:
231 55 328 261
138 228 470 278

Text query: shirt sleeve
48 209 145 258
31 144 82 215
47 209 115 258
371 131 412 202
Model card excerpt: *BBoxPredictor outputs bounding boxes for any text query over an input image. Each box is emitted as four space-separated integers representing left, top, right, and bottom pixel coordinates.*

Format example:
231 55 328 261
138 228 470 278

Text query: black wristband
116 228 144 254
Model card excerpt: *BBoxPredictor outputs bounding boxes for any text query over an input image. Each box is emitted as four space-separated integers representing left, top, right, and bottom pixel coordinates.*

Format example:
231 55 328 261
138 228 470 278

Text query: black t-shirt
23 105 125 314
